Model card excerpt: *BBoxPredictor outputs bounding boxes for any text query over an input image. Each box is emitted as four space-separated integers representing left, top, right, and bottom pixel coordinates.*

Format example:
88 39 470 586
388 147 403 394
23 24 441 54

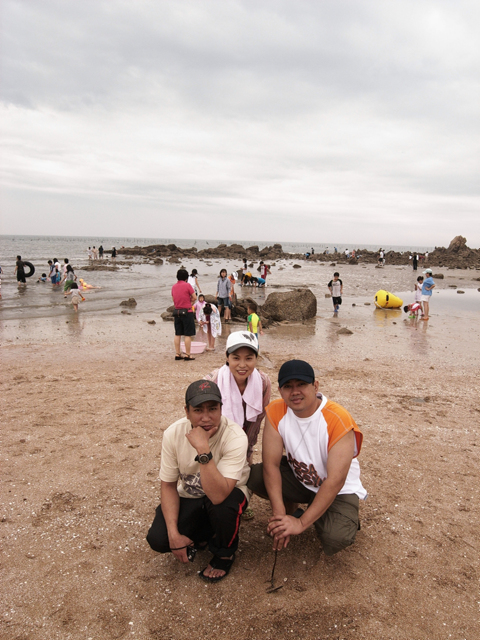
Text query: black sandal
183 355 195 361
175 355 184 360
199 554 235 583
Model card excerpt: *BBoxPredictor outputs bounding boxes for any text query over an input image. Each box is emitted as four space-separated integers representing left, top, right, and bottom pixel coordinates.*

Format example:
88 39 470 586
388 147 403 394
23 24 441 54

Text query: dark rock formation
123 236 479 271
81 265 118 271
448 236 467 252
260 289 317 322
120 298 137 307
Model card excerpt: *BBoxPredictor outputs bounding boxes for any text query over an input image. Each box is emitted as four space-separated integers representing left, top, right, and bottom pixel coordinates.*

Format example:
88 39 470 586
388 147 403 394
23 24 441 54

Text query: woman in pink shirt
171 269 197 361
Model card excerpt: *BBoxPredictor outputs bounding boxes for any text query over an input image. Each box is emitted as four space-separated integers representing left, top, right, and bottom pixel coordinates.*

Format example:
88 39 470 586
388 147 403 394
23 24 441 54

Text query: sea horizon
0 234 437 262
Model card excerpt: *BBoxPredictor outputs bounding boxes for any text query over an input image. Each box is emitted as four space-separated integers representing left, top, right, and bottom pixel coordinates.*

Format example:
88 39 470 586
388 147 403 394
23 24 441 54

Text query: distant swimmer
78 278 101 290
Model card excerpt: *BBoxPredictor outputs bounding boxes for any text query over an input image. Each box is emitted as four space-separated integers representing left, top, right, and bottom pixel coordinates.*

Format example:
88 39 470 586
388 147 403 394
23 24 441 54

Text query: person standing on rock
172 268 197 360
421 269 435 320
216 269 232 323
247 359 367 556
412 253 418 271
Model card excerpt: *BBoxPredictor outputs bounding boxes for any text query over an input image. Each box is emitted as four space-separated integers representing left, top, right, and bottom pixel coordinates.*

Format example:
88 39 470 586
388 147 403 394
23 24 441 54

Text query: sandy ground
2 267 480 640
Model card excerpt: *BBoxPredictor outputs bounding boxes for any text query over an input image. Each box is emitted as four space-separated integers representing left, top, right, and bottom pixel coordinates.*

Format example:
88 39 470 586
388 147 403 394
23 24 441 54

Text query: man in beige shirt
147 380 250 582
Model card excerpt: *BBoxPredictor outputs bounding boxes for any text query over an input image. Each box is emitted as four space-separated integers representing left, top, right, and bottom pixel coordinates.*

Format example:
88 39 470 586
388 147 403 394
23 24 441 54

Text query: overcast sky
1 0 479 247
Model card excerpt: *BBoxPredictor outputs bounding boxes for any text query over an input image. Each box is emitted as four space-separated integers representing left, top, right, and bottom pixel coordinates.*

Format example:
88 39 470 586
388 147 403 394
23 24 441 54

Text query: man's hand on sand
169 533 194 563
267 514 304 550
186 425 217 452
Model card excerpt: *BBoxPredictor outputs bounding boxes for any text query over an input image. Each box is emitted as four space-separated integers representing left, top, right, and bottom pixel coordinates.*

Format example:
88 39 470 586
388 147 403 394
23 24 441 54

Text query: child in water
64 282 85 312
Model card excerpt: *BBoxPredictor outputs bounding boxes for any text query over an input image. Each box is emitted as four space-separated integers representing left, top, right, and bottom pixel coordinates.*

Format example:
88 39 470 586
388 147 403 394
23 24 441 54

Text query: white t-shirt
328 279 343 297
266 395 367 499
414 283 423 302
160 416 250 499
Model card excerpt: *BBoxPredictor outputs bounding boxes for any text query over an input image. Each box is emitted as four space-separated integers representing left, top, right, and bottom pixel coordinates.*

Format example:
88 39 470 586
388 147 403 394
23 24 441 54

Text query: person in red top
171 268 197 361
259 261 271 281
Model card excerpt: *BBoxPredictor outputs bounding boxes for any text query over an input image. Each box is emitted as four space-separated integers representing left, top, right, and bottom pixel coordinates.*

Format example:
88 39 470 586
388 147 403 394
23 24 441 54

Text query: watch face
198 453 211 464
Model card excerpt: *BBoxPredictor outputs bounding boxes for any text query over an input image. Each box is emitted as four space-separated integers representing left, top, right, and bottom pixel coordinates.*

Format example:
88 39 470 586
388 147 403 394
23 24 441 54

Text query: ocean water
0 234 456 324
0 234 433 266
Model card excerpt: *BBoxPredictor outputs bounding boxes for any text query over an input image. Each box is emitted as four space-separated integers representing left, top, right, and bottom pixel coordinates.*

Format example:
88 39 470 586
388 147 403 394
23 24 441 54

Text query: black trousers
146 488 247 558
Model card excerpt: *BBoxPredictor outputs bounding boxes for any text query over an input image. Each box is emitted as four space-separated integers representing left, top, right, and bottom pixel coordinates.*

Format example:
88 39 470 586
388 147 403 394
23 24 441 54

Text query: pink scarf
216 364 263 427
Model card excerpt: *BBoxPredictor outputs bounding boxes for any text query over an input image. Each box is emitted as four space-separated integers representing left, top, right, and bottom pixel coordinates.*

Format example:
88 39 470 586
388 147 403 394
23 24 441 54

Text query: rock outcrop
260 289 317 322
448 236 467 252
119 298 137 307
125 237 479 269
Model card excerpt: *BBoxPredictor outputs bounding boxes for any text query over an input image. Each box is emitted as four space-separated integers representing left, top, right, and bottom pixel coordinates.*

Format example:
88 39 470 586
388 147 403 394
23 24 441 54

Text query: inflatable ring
23 261 36 278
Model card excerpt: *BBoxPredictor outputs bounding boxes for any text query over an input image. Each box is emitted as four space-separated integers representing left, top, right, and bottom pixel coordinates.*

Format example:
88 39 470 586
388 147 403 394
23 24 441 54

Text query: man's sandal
242 506 254 520
199 554 235 583
183 355 195 361
175 355 183 360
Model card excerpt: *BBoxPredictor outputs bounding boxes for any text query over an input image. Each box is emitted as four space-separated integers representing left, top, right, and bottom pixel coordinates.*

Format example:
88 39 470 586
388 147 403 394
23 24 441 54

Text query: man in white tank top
248 359 367 556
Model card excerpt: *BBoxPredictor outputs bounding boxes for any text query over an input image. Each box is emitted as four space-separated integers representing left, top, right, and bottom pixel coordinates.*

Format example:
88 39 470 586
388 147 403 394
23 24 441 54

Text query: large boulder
261 289 317 322
448 236 467 252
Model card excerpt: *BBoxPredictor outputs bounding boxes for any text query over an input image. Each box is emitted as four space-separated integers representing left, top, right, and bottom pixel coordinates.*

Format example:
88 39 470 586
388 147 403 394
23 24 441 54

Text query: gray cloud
1 0 479 246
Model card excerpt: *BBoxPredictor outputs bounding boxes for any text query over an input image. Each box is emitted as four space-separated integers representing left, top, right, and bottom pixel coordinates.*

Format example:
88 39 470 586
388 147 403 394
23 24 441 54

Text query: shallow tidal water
1 259 479 373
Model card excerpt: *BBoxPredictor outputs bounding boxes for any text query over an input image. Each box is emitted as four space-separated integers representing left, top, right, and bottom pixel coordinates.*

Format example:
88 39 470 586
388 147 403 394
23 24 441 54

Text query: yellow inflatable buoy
374 290 403 309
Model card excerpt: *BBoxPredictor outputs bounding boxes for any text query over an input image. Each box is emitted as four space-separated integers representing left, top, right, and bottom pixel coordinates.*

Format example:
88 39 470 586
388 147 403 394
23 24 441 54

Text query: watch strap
194 452 213 463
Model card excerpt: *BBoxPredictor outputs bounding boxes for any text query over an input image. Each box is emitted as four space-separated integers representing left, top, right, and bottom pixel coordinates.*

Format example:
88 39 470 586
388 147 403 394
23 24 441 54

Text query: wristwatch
195 452 213 465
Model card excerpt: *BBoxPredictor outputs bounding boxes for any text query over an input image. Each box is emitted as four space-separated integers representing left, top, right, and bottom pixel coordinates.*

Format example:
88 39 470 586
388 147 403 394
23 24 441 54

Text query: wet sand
1 264 480 639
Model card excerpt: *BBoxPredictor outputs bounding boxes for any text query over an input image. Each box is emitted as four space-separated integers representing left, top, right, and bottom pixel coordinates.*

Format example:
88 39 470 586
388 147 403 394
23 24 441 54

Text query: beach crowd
1 243 440 587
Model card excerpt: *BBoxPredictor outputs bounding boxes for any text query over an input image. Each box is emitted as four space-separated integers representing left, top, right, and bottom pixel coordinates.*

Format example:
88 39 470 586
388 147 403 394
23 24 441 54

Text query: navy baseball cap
278 360 315 388
185 380 223 407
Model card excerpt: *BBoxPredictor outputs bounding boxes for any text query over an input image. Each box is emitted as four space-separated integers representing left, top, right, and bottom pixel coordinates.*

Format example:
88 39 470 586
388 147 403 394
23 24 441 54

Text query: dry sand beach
2 263 480 640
